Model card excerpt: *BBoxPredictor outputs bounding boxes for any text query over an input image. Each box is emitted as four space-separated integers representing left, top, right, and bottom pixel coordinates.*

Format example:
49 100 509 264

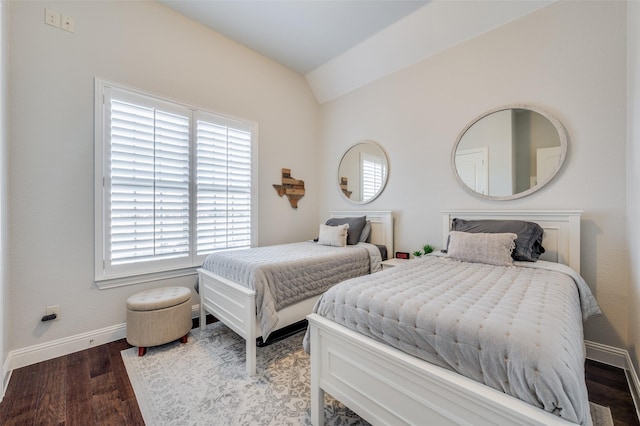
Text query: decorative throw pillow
447 231 517 267
451 219 546 261
317 223 349 247
325 216 367 245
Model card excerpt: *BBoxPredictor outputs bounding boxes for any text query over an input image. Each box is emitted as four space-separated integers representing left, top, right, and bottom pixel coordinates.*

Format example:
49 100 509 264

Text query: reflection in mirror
452 105 567 201
338 140 389 204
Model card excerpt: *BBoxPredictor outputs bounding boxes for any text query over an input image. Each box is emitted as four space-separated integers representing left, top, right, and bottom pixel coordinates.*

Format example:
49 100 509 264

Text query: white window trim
94 78 258 289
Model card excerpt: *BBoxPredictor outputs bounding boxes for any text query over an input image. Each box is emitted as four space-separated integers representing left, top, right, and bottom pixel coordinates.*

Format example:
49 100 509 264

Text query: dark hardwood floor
0 338 143 425
1 324 638 425
586 359 640 426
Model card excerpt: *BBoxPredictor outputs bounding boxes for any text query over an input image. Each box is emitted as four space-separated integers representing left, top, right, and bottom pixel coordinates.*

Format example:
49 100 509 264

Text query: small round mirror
338 140 389 204
452 105 567 200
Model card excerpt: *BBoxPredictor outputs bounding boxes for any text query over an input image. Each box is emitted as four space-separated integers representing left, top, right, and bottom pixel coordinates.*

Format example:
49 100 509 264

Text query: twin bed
198 209 600 425
198 210 394 376
306 210 600 426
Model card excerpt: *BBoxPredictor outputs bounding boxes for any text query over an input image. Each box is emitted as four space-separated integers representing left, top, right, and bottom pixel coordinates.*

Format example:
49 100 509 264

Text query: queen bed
198 210 393 376
306 210 601 426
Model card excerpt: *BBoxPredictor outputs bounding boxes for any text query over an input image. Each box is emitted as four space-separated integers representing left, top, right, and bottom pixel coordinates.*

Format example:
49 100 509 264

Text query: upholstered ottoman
126 286 192 356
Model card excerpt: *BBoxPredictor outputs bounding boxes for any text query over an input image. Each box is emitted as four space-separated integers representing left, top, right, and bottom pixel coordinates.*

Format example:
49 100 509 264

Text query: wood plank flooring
1 339 144 426
586 359 640 426
1 331 638 425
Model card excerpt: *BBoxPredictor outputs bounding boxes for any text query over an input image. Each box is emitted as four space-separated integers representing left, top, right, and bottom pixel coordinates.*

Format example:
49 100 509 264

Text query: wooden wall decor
339 177 352 199
273 168 305 208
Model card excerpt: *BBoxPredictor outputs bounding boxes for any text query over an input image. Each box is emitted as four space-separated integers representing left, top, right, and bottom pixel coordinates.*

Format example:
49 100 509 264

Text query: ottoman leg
180 333 188 344
138 347 146 357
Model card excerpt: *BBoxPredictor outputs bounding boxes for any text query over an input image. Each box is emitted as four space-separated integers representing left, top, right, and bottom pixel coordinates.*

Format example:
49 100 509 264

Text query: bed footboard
307 314 577 426
198 268 257 376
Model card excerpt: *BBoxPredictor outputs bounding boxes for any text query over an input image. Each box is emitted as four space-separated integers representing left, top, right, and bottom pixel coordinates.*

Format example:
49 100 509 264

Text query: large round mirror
338 140 389 204
452 105 567 200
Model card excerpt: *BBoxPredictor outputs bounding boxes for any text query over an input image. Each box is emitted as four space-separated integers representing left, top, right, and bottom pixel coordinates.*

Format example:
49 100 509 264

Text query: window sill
95 267 199 290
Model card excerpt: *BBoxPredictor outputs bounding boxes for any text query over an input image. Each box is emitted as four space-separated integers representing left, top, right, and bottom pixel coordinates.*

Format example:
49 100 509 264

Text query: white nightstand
381 258 409 270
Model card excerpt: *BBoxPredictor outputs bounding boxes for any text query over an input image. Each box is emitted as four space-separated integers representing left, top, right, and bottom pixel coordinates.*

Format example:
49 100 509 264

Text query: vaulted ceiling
158 1 555 103
158 0 428 75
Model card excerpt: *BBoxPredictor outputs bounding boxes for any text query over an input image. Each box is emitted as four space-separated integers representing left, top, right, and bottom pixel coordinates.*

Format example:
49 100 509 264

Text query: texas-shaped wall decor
273 168 305 208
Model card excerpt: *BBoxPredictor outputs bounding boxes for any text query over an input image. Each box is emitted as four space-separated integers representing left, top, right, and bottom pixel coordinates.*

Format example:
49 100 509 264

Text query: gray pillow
325 216 367 245
447 231 517 267
451 218 545 262
359 221 371 243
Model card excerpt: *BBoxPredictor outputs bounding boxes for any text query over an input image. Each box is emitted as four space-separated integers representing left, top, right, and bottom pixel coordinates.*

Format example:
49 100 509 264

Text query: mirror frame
451 104 567 201
337 140 389 204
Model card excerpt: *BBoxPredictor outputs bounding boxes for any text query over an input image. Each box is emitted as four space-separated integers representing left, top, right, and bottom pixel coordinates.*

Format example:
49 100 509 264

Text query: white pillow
317 223 349 247
447 231 517 267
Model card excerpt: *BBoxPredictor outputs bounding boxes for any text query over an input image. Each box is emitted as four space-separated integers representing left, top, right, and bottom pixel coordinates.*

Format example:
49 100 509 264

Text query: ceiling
158 0 555 103
158 0 429 75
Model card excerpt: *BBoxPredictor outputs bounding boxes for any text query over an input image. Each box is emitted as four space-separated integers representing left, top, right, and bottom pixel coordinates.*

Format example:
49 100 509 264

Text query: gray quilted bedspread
306 255 601 425
201 241 380 340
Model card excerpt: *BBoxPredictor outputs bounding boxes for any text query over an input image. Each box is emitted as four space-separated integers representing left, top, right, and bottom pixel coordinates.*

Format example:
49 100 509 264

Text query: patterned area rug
121 322 613 426
122 322 365 425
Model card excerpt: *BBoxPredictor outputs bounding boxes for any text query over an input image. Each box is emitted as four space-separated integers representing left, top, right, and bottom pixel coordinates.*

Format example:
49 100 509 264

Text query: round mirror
338 140 389 204
452 105 567 200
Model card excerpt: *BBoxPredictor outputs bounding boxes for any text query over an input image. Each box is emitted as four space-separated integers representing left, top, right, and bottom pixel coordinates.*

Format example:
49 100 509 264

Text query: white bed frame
198 210 393 376
308 210 583 426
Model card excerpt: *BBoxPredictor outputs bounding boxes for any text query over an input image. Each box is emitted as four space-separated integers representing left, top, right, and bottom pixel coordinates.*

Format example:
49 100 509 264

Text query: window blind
362 155 387 200
196 117 252 254
109 99 190 266
96 80 256 282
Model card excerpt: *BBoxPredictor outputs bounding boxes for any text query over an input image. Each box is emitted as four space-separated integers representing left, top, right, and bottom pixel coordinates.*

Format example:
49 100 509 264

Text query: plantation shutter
361 154 387 200
107 89 191 271
96 80 255 283
196 113 252 254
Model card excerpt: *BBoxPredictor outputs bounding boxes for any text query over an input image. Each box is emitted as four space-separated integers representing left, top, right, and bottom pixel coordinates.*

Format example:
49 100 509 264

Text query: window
95 80 256 285
361 153 387 200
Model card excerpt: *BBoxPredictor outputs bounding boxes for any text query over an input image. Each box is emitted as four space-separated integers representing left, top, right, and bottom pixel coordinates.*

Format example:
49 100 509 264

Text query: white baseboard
625 352 640 421
7 323 127 372
5 303 202 378
585 340 628 368
585 340 640 419
0 301 213 403
1 355 11 403
191 303 200 318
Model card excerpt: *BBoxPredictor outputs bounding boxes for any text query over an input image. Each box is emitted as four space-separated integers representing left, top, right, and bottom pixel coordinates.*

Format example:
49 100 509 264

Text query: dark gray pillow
451 218 545 262
359 221 371 243
325 216 367 245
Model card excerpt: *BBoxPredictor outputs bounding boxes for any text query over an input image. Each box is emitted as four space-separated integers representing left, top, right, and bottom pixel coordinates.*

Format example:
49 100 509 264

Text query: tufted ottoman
126 286 192 356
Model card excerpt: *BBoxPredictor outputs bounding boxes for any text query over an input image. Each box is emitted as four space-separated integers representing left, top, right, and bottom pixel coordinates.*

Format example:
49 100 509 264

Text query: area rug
122 322 614 426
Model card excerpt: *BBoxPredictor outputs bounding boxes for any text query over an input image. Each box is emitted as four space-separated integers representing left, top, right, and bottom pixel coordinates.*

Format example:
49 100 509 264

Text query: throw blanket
305 256 601 425
202 241 381 339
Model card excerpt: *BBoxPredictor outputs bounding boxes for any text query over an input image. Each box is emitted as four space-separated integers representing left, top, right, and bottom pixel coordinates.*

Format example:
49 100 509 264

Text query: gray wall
319 1 629 350
3 0 638 379
6 0 319 352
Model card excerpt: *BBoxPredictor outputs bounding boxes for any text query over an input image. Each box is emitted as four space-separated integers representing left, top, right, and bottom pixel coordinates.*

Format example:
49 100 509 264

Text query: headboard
330 211 394 256
441 210 582 273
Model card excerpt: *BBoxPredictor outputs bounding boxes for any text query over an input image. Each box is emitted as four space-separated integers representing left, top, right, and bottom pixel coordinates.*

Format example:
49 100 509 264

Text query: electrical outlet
45 9 61 28
46 305 61 321
61 15 75 33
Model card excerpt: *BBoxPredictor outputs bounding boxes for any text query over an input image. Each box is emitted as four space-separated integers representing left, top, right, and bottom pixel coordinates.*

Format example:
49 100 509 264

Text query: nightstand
381 258 409 270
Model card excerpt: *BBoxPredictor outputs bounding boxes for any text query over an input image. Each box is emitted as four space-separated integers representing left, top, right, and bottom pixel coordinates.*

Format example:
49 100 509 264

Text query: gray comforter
305 255 601 425
201 241 381 340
